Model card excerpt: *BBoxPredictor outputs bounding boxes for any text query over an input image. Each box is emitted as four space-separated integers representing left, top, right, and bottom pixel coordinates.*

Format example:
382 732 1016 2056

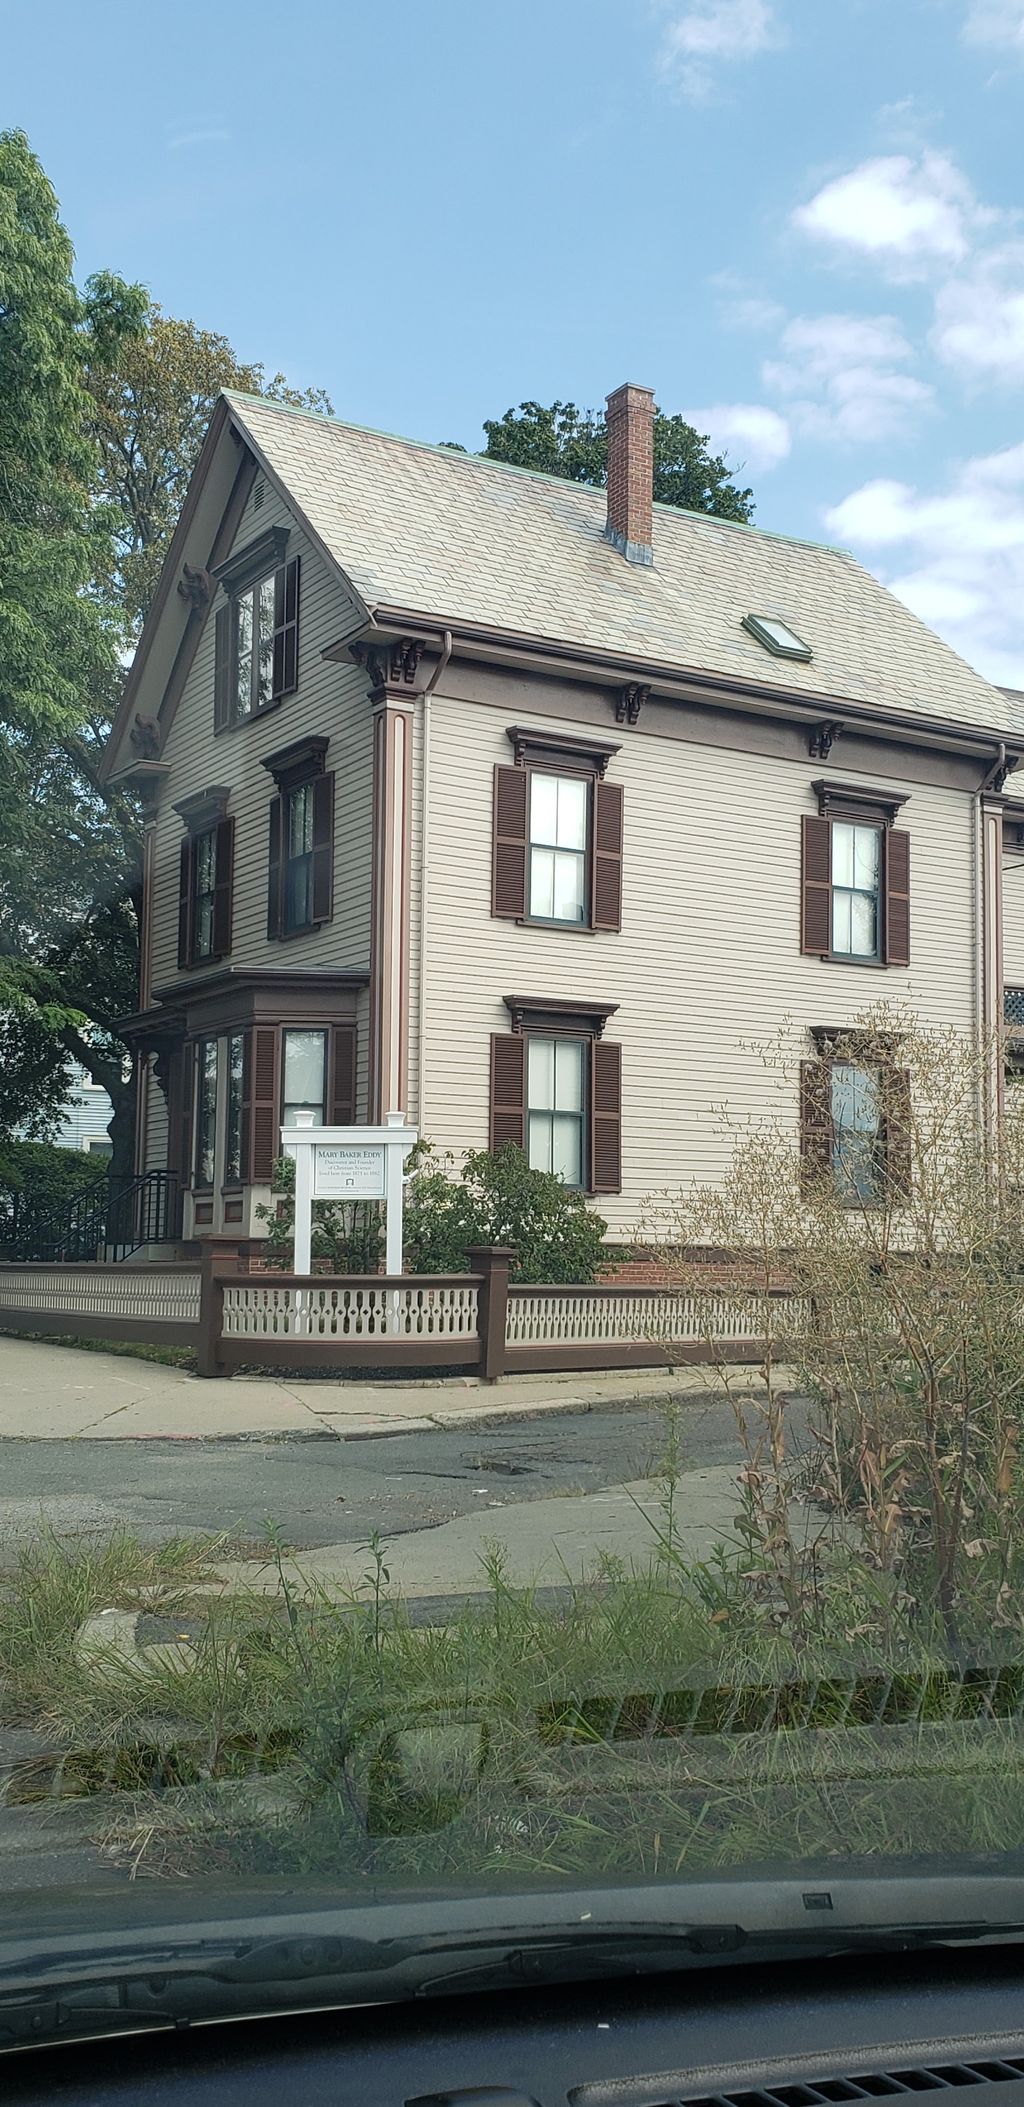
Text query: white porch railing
220 1277 480 1343
0 1266 201 1326
505 1287 802 1349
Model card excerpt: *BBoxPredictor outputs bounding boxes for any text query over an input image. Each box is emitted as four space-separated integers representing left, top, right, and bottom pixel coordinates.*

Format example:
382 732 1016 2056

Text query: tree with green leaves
0 130 146 1170
0 134 145 744
476 398 754 522
0 132 332 1182
87 307 332 641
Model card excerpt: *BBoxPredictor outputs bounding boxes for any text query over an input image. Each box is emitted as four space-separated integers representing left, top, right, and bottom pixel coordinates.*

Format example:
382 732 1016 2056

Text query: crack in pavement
72 1403 131 1437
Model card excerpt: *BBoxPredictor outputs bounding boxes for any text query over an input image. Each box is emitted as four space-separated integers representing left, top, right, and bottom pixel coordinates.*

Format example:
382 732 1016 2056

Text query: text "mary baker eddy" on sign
312 1145 387 1201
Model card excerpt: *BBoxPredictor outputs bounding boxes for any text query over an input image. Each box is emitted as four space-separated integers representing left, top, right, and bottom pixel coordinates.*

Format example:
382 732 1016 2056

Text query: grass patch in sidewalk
0 1329 196 1370
0 1528 223 1721
6 1522 1024 1890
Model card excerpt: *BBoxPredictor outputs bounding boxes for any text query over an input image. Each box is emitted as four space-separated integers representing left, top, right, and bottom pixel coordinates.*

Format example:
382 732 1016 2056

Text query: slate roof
225 391 1016 742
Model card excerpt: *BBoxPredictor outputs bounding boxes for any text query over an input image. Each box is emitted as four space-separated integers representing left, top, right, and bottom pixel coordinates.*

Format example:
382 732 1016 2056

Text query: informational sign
282 1113 419 1290
313 1144 387 1201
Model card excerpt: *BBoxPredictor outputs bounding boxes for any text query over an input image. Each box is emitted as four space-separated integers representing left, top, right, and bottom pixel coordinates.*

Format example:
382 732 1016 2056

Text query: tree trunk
106 1068 137 1188
67 1030 136 1187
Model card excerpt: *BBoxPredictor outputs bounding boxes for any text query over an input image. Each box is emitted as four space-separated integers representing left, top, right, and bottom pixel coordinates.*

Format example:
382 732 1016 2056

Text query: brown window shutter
267 794 283 939
211 816 234 959
311 770 335 923
591 1039 622 1194
248 1026 281 1184
800 1058 833 1191
489 1033 525 1151
885 828 911 966
177 840 193 969
330 1022 357 1125
272 556 300 699
885 1064 912 1202
801 815 832 956
213 603 232 731
237 1031 252 1190
492 765 528 919
592 779 624 932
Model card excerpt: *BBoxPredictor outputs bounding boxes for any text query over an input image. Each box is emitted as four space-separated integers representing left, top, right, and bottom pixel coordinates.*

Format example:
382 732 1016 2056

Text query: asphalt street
0 1397 793 1562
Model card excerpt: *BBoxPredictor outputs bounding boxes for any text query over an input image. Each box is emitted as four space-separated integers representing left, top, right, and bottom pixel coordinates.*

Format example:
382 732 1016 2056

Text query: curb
0 1387 734 1445
0 1383 794 1446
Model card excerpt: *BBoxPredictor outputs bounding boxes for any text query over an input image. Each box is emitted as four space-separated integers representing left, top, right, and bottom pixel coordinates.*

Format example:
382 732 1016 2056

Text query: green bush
255 1143 607 1284
0 1139 108 1251
404 1143 607 1283
254 1154 384 1274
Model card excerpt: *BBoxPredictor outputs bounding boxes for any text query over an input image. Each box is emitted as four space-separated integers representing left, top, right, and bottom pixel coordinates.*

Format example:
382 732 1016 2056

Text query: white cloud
167 129 231 149
684 402 791 470
792 151 994 278
824 443 1024 686
658 0 781 98
963 1 1024 50
710 270 786 333
932 242 1024 381
763 312 935 444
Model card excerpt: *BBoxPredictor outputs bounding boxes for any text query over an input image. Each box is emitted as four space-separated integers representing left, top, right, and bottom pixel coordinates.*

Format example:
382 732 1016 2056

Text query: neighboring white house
47 1064 114 1157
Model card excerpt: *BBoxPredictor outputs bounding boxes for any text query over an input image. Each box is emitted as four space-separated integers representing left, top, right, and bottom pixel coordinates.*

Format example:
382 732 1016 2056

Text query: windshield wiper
5 1869 1024 2054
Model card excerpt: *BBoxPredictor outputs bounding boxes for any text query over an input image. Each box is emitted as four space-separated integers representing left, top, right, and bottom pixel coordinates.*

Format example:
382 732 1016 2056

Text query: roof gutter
980 741 1009 793
334 605 1019 768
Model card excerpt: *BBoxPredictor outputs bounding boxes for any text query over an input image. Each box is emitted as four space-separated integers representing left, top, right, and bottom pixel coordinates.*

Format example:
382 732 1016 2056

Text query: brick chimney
604 381 655 566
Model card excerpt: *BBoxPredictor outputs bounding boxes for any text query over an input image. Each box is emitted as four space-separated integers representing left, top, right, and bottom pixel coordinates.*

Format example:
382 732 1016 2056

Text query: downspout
977 741 1008 1166
416 631 453 1137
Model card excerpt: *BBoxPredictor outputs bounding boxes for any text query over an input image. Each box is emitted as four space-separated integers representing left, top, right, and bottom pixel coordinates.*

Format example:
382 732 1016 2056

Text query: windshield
2 0 1024 2050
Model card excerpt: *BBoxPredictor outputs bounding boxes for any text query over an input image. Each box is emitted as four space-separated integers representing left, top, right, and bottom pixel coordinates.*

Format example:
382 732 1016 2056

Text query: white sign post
282 1112 418 1333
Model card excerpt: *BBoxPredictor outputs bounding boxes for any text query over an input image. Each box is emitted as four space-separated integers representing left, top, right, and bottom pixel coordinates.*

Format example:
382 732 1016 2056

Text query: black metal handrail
0 1170 182 1264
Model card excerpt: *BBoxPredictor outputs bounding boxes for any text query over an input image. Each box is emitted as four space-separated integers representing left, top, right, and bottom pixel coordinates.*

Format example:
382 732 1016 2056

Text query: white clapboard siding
148 476 373 1004
420 697 978 1237
1004 847 1024 989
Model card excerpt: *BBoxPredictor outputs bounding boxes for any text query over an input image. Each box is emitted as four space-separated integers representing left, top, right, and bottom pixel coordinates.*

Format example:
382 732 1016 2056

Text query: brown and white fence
0 1263 201 1347
0 1247 793 1380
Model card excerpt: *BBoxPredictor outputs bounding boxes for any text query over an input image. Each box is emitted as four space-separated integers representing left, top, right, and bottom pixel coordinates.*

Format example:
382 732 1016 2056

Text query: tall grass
5 1517 1024 1890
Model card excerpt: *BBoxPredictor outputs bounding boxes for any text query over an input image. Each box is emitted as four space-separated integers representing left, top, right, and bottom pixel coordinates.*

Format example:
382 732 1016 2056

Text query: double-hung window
831 822 881 960
175 793 234 971
194 1039 219 1189
527 1035 586 1186
493 727 624 932
528 775 588 924
224 1033 245 1185
281 1029 328 1127
490 1000 622 1196
212 527 300 733
233 574 277 721
193 829 217 960
801 1036 910 1207
285 782 316 934
830 1060 884 1203
263 738 335 939
801 782 910 968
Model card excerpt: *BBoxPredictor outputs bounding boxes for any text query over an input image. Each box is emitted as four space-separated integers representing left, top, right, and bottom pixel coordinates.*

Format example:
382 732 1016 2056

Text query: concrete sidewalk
0 1334 781 1441
213 1465 745 1597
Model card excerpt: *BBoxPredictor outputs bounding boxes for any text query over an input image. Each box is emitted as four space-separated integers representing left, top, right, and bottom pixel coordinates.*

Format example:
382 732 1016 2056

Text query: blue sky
7 0 1024 683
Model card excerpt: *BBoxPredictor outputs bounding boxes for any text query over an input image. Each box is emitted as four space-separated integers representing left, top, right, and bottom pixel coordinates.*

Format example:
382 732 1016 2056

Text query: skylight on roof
742 612 812 662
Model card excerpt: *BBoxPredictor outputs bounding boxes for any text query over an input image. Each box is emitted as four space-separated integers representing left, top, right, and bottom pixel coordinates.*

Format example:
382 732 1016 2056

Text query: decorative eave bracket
350 636 425 701
177 564 214 613
809 719 845 760
615 682 650 727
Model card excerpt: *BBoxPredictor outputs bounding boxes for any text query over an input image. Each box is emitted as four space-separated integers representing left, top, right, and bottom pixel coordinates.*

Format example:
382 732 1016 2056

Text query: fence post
195 1238 243 1379
467 1245 514 1382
